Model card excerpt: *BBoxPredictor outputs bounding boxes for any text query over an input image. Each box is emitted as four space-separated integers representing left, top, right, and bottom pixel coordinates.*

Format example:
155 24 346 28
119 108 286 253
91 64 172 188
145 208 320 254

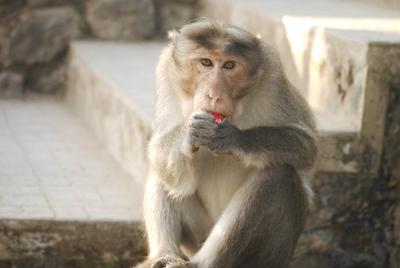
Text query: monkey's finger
208 138 233 153
190 120 217 131
191 114 215 122
192 112 214 120
215 123 240 139
193 136 211 146
192 114 217 125
189 127 215 138
215 130 229 138
189 123 215 131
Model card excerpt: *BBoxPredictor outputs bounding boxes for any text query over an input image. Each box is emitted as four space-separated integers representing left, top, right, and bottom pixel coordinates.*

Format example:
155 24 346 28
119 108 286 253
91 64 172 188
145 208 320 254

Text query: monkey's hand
189 113 241 155
151 255 196 268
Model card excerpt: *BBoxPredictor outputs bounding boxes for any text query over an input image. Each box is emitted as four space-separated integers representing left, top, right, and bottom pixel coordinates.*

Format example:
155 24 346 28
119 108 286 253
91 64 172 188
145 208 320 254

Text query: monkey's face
172 21 265 122
189 49 254 121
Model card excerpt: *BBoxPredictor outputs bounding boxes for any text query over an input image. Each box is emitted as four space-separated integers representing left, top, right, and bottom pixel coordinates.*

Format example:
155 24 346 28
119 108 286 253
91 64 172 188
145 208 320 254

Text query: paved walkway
0 97 143 221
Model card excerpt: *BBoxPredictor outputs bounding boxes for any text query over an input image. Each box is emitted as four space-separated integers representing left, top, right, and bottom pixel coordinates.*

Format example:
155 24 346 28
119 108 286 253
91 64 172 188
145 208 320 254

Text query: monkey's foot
151 255 195 268
166 263 196 268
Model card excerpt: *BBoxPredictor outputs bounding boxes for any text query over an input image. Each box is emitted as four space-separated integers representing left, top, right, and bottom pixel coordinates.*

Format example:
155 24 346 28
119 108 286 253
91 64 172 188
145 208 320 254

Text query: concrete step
66 41 164 187
0 97 145 265
201 0 400 175
352 0 400 10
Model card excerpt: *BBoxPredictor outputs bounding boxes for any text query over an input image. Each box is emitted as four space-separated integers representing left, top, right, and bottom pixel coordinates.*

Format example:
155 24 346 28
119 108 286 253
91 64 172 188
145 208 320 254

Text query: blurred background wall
0 0 200 97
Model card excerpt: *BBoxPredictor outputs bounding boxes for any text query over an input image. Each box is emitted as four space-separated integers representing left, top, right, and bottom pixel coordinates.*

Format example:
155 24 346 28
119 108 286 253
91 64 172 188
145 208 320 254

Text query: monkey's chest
194 149 255 220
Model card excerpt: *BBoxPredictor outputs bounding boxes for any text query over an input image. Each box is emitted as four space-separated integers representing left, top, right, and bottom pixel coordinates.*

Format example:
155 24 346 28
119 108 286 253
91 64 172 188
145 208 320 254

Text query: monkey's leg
143 176 211 268
191 165 307 268
144 176 184 263
180 193 213 255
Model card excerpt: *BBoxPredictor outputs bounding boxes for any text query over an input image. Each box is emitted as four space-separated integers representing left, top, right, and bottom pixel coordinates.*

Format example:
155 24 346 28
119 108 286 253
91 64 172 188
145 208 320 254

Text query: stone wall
0 1 83 96
0 0 201 97
291 44 400 268
0 220 147 268
352 0 400 9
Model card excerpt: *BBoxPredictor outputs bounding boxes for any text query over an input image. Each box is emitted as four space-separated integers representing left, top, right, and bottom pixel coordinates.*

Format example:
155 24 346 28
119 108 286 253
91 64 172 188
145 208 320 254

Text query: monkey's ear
168 30 179 42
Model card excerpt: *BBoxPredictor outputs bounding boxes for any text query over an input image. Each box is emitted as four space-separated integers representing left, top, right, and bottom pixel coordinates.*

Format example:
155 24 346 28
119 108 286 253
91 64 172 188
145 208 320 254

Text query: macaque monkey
136 20 317 268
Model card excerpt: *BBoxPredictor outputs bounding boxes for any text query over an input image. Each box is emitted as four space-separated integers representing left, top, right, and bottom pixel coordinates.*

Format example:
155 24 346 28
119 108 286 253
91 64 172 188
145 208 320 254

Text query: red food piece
208 112 224 123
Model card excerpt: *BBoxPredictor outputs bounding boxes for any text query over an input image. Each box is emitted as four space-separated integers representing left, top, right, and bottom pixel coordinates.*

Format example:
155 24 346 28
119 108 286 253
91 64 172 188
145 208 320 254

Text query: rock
394 204 400 243
291 251 378 268
292 230 378 268
27 63 66 93
306 173 369 229
1 6 82 66
86 0 155 40
0 2 24 57
0 220 146 267
27 0 75 7
390 246 400 268
0 26 7 57
294 230 338 257
0 71 24 98
0 243 10 260
156 0 199 34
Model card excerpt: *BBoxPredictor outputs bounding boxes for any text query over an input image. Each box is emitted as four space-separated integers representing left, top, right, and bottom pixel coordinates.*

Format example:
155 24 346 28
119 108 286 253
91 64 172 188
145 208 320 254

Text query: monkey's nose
208 93 222 104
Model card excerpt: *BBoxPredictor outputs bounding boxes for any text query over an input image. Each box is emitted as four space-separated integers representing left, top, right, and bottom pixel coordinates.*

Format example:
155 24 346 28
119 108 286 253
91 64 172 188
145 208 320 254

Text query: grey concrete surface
0 97 142 221
72 41 164 116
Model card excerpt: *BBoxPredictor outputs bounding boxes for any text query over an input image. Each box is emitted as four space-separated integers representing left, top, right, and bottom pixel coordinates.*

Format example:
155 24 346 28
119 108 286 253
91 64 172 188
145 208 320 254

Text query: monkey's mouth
208 111 225 123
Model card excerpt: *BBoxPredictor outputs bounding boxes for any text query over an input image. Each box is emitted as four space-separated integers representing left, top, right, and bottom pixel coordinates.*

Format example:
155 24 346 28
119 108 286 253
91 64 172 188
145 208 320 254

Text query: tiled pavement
0 96 143 221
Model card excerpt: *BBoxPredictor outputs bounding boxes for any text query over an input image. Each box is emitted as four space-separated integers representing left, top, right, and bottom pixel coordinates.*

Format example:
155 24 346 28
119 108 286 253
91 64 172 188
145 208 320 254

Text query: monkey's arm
148 124 198 197
236 125 317 169
190 113 317 169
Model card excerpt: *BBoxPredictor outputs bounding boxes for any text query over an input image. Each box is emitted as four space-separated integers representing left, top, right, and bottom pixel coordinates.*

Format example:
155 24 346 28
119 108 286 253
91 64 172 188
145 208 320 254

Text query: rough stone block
0 220 146 266
0 71 24 98
1 6 82 66
157 0 199 33
27 63 66 93
394 205 400 243
0 243 11 261
85 0 155 40
27 0 77 7
391 246 400 268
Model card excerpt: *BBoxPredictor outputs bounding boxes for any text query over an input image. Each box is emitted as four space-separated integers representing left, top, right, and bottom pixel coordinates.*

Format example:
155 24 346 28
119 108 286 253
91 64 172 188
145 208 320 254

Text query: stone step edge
65 46 152 187
0 219 146 266
309 29 393 175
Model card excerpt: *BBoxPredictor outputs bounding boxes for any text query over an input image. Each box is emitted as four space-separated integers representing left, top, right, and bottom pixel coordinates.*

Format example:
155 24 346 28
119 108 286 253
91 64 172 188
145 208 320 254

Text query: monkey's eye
200 58 213 67
222 61 235 70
